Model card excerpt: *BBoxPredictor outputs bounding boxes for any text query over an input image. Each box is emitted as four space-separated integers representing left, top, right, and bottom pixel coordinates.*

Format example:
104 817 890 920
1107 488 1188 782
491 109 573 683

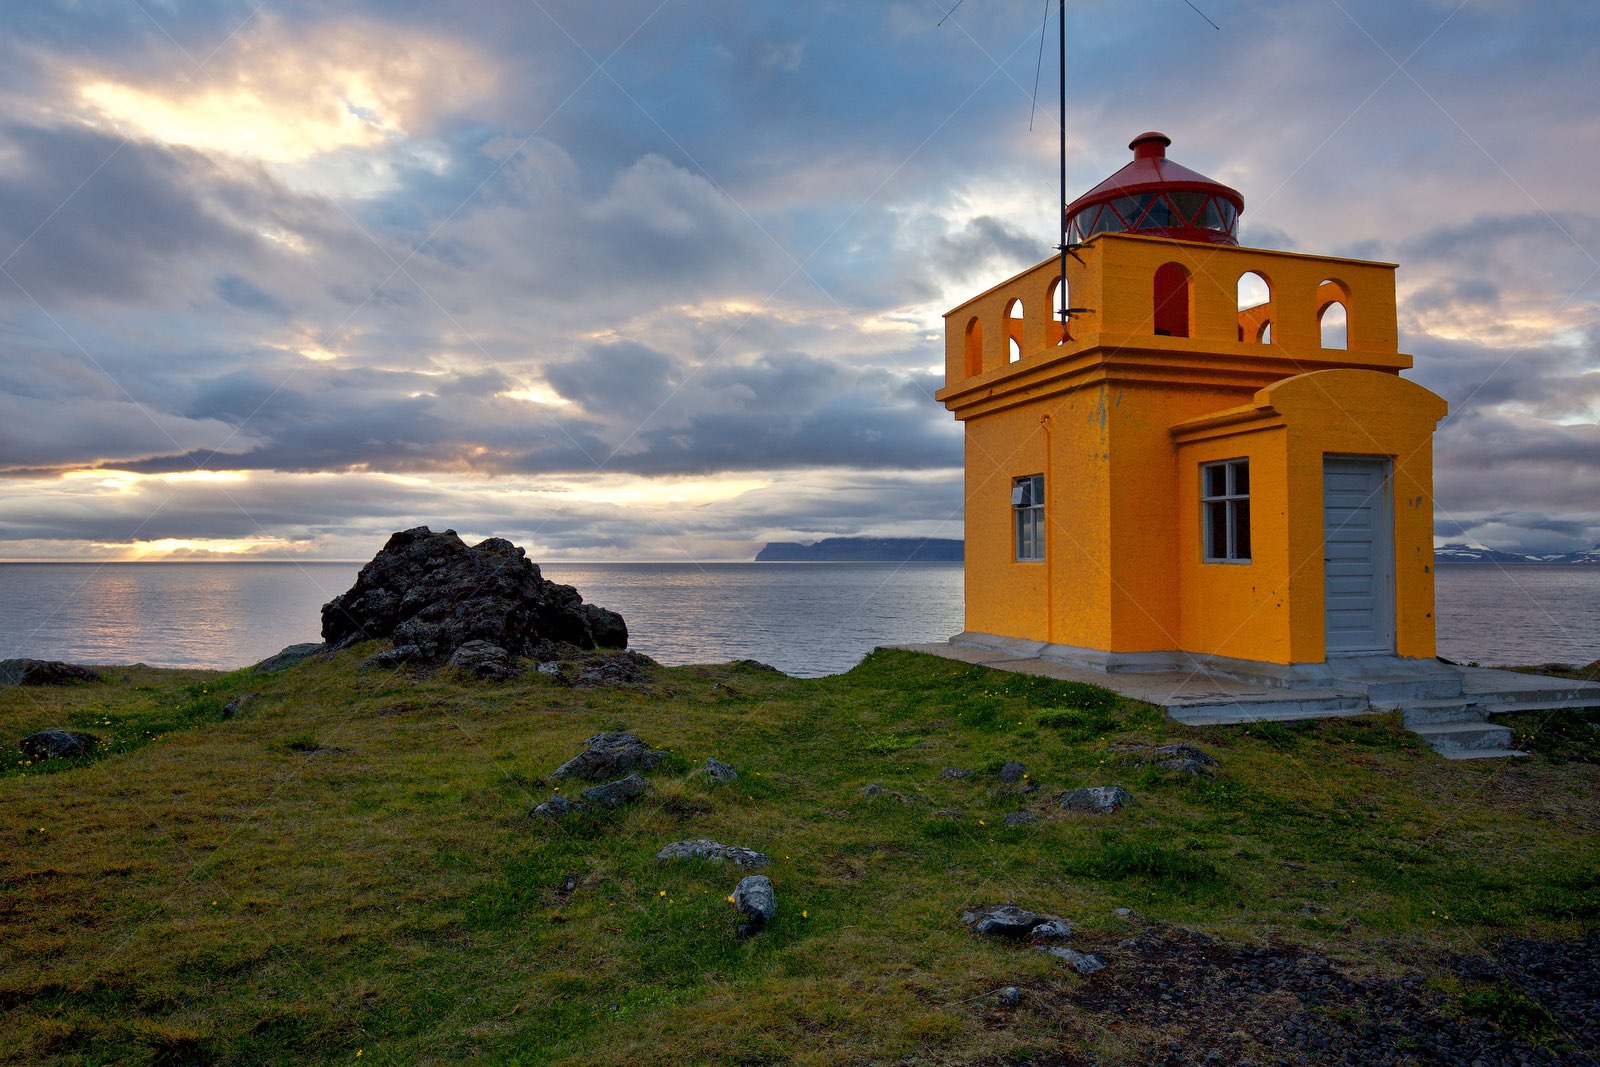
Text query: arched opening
1153 263 1190 337
1005 297 1024 363
1260 321 1272 345
1317 278 1350 350
1237 270 1271 344
1320 300 1348 350
1047 276 1069 345
963 316 984 377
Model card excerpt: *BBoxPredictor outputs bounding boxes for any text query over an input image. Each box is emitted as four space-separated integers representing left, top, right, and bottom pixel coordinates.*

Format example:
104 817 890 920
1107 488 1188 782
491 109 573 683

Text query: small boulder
733 874 777 935
221 693 261 719
1003 811 1037 828
1039 946 1106 975
962 903 1068 940
940 767 973 780
360 644 423 671
582 604 628 649
0 659 102 686
1058 785 1133 814
580 773 650 810
997 986 1023 1009
532 794 587 819
997 760 1027 783
252 643 327 673
551 732 663 781
1114 742 1219 777
1032 918 1072 941
703 758 738 783
656 839 770 869
19 729 98 761
447 640 518 680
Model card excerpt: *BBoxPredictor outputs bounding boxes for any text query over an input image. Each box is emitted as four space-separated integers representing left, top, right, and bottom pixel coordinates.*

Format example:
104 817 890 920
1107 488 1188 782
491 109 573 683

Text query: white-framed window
1202 459 1251 562
1012 474 1045 562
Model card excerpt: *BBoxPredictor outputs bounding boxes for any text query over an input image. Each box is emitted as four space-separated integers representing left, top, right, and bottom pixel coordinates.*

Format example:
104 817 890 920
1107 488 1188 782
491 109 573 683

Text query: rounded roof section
1065 132 1245 246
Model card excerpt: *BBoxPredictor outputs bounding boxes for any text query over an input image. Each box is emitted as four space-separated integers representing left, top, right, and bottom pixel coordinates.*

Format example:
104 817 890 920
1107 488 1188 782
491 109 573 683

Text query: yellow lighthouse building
938 132 1449 680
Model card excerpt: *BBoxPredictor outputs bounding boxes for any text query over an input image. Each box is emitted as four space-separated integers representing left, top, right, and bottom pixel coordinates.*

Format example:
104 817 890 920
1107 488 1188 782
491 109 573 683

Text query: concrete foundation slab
892 636 1600 759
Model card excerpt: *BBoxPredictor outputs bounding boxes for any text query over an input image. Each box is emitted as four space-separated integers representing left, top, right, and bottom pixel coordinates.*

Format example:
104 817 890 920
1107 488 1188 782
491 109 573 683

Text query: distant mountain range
1433 543 1600 564
754 538 1600 564
755 537 963 562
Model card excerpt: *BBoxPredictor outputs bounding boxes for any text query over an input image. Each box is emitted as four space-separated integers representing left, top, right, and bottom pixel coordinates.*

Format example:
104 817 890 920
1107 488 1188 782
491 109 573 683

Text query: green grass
2 646 1597 1065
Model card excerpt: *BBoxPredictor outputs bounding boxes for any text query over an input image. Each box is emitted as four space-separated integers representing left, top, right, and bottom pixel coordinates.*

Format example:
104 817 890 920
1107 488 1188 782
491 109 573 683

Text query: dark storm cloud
0 124 257 304
929 215 1040 282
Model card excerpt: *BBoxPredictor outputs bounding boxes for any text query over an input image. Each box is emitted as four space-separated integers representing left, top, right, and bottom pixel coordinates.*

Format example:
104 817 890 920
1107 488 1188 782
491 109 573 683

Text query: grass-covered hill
3 647 1598 1065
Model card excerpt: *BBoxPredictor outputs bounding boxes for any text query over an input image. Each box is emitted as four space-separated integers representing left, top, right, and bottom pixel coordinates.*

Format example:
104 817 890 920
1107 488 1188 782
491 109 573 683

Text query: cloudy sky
1 0 1596 561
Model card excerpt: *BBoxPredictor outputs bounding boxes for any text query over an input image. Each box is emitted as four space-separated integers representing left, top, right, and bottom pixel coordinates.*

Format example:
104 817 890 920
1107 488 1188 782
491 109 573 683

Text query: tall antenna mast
1057 0 1067 326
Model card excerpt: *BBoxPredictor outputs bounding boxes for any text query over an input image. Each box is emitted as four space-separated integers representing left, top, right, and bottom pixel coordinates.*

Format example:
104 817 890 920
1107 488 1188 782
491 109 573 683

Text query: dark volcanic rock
656 838 771 869
0 659 102 685
446 640 517 680
319 527 628 664
19 729 98 760
703 758 738 783
550 732 663 781
252 643 327 673
360 644 423 671
1058 785 1133 814
962 903 1070 940
531 794 587 819
733 874 777 935
570 650 656 688
580 773 650 810
998 760 1028 783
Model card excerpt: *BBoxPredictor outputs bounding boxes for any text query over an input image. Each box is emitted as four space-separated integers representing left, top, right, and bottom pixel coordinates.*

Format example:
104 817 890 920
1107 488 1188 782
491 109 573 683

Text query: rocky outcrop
656 839 770 869
19 729 98 760
0 659 102 686
252 643 326 673
319 527 627 665
1058 785 1134 814
962 903 1071 941
550 732 663 781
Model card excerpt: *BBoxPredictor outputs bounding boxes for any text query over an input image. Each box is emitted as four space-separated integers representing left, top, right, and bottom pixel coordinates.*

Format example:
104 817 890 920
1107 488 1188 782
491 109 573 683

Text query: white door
1323 457 1395 655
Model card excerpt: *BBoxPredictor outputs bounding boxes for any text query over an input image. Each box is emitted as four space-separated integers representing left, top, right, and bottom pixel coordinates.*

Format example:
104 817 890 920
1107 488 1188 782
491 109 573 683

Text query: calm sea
0 561 1594 676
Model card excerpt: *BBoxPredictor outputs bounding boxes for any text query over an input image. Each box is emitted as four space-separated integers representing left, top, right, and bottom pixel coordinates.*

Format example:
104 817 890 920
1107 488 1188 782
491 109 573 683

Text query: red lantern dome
1064 132 1244 246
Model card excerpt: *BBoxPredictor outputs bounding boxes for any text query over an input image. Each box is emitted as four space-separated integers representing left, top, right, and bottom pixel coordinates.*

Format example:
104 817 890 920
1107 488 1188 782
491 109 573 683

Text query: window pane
1204 464 1227 498
1169 189 1208 222
1205 501 1228 558
1142 194 1174 229
1199 198 1224 230
1109 195 1147 228
1233 499 1251 559
1232 461 1249 495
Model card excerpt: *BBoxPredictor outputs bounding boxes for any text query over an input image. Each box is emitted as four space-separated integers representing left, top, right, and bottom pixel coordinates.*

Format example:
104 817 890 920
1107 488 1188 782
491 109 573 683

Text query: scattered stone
580 773 650 810
551 732 663 781
537 661 562 675
656 838 771 869
532 794 587 818
932 809 963 820
997 986 1023 1008
997 760 1028 783
1033 918 1073 941
1113 742 1221 777
1113 907 1133 919
940 767 973 779
359 644 423 671
1058 785 1133 814
221 693 261 719
703 758 738 783
733 874 777 936
446 640 518 680
251 642 327 673
0 659 102 686
319 526 629 665
19 729 98 761
1040 945 1107 975
1003 811 1037 828
962 903 1069 940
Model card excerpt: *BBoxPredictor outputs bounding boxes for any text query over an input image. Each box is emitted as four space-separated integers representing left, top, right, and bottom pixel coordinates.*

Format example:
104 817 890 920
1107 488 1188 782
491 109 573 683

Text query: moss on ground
2 647 1596 1065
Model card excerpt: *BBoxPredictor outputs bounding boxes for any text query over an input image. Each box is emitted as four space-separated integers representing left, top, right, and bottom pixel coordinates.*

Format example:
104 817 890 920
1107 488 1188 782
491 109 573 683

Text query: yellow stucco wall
940 232 1446 665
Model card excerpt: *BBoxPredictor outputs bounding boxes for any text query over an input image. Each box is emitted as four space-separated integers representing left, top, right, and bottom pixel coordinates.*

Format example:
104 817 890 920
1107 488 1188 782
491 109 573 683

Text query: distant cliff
755 537 963 562
1435 543 1600 564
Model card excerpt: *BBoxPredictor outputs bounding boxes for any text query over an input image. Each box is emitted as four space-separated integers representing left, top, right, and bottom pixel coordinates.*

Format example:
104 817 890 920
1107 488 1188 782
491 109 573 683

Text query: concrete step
1168 694 1372 726
1409 720 1529 760
1364 675 1466 706
1401 700 1491 727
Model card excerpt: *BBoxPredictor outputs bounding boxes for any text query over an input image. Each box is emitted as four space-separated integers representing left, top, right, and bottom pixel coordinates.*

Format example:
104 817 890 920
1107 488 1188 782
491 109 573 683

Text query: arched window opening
963 316 984 378
1153 263 1190 338
1237 270 1272 345
1260 321 1272 345
1320 301 1348 350
1047 276 1069 345
1005 297 1025 363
